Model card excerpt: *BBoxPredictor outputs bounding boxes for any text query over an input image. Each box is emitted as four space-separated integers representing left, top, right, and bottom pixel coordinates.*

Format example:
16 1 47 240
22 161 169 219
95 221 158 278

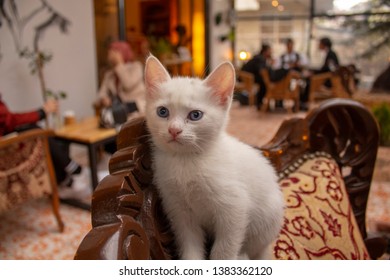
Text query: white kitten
144 56 284 260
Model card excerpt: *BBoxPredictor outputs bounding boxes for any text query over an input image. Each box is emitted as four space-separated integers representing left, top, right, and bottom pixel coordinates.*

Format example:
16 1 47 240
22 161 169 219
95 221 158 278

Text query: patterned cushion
0 138 52 213
272 153 370 260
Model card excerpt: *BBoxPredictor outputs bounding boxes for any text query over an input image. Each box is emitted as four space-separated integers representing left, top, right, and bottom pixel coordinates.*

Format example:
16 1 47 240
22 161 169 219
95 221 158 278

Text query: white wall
208 0 233 70
0 0 97 121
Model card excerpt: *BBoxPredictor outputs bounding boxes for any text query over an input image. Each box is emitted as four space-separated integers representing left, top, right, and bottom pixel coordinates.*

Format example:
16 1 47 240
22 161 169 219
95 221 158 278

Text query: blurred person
0 94 90 199
241 44 292 110
95 41 146 154
300 37 340 110
316 37 339 74
274 38 309 108
276 38 309 72
96 40 146 114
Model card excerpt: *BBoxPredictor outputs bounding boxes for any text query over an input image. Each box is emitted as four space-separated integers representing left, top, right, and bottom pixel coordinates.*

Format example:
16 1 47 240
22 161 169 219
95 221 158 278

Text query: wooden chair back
235 70 257 106
260 69 300 112
308 68 352 105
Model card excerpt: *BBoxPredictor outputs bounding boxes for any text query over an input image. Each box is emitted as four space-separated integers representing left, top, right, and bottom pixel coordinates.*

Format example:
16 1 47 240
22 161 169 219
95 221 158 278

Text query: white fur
144 56 284 260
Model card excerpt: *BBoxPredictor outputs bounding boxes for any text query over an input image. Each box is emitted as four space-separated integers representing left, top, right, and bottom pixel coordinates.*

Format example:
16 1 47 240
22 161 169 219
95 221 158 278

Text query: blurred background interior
2 0 389 119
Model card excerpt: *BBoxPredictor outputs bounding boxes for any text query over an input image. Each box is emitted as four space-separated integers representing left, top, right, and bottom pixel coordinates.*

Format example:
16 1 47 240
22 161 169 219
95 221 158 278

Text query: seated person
241 44 296 110
276 38 309 72
96 41 146 153
274 38 309 108
241 44 292 110
0 94 89 199
300 37 340 110
314 37 339 74
96 40 146 115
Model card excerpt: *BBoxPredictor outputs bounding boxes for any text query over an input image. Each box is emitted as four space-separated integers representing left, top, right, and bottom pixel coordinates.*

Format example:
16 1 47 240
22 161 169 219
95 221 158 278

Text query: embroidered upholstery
273 153 369 260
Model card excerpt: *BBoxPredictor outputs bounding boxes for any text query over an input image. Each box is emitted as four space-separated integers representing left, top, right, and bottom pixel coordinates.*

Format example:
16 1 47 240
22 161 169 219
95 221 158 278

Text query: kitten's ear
204 62 235 106
144 55 171 98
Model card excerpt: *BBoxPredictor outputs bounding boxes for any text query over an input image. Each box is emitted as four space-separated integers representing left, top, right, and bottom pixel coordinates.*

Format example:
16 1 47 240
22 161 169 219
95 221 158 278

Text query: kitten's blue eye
188 110 203 121
157 106 169 118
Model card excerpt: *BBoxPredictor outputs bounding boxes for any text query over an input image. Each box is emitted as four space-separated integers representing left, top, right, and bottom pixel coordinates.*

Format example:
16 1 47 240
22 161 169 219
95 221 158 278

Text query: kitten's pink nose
168 127 182 138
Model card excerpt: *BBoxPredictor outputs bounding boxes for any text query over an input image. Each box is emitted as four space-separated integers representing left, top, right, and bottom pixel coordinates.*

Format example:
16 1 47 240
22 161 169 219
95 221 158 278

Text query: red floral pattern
291 216 314 239
272 154 369 260
274 239 300 260
320 210 341 237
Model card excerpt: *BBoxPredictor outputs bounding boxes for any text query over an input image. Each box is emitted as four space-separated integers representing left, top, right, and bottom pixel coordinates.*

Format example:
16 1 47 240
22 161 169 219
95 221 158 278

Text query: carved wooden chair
235 70 258 106
338 65 358 96
308 68 352 106
74 99 387 260
0 129 64 232
260 69 300 113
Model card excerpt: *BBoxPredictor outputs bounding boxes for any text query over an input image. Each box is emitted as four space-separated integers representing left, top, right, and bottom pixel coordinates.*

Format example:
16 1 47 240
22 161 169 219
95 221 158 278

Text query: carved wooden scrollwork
75 118 175 260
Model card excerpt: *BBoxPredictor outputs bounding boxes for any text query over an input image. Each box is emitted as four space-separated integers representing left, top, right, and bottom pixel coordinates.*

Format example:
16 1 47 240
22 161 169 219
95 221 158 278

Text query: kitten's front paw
210 247 237 260
181 250 205 260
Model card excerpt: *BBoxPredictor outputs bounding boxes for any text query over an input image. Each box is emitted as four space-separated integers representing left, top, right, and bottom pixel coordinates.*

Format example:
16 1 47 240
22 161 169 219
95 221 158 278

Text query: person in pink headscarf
96 41 146 113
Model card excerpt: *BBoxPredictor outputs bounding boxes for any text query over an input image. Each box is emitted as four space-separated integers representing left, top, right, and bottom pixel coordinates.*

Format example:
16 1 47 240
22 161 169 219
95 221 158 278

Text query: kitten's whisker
201 64 211 79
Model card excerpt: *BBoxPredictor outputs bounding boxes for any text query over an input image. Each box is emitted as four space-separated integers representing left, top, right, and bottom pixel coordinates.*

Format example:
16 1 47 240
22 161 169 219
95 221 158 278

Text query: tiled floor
227 102 307 147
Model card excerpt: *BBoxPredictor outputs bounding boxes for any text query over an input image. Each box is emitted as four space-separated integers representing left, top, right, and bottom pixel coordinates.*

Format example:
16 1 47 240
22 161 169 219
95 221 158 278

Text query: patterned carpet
0 199 91 259
0 102 388 259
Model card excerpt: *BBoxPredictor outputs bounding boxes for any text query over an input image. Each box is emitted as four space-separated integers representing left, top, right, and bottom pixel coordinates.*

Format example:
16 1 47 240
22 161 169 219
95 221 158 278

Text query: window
234 0 390 87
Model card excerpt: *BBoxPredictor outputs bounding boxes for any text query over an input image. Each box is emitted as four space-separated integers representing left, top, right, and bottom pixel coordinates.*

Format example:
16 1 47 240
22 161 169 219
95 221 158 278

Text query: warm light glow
277 4 284 11
272 0 279 7
192 9 205 77
239 50 250 61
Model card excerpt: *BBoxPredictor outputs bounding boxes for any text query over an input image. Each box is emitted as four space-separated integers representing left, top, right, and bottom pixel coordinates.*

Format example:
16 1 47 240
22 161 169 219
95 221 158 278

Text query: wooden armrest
310 71 333 81
0 129 54 148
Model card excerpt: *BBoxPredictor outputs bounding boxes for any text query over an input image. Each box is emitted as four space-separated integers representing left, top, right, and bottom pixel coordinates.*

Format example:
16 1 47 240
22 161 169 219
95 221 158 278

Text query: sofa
74 98 387 259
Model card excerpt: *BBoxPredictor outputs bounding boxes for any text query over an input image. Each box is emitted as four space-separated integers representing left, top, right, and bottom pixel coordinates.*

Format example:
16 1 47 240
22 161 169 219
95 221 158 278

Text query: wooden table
54 116 117 189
